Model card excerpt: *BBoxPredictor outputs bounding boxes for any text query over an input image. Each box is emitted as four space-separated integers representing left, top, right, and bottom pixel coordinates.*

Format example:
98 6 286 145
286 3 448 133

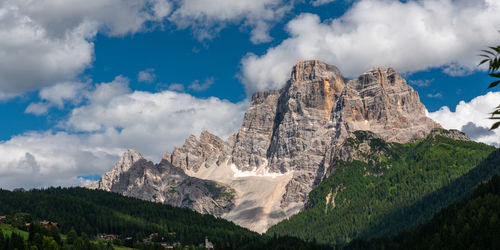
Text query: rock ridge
88 149 235 217
89 60 448 233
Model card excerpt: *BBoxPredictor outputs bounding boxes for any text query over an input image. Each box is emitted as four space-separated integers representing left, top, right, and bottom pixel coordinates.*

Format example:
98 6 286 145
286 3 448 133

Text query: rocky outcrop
89 60 451 233
230 89 281 171
427 128 470 141
87 149 146 192
333 131 390 164
162 130 228 174
332 67 440 143
88 149 235 217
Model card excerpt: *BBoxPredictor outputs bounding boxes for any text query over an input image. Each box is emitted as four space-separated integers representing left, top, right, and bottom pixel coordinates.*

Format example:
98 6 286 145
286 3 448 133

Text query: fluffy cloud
0 76 247 189
169 0 293 43
0 131 118 190
0 0 297 97
0 0 171 97
12 0 171 37
240 0 500 94
25 82 87 115
426 92 443 99
428 91 500 147
138 69 157 83
188 77 215 91
168 83 185 92
461 122 495 141
24 104 52 116
310 0 336 7
0 7 95 96
408 79 433 88
65 78 247 159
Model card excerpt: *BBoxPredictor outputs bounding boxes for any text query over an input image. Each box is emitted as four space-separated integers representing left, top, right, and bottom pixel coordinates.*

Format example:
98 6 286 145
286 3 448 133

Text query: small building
161 243 174 249
0 216 6 224
205 236 214 249
97 233 119 240
40 221 59 230
143 233 159 243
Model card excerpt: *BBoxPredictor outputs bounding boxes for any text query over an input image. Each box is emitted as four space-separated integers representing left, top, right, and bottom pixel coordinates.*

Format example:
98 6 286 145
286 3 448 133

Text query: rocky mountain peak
336 66 441 143
290 60 343 83
162 130 227 174
117 149 145 172
354 66 404 90
86 149 148 191
89 60 450 233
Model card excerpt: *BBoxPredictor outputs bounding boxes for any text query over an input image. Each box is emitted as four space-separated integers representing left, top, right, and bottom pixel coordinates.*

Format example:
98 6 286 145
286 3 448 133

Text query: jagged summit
89 60 447 233
337 65 441 143
289 60 343 83
120 149 145 167
86 149 149 191
113 149 146 173
358 66 404 87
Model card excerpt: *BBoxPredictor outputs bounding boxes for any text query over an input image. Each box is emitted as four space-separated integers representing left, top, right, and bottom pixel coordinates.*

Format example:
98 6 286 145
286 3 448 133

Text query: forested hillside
2 132 499 249
346 174 500 249
268 131 500 245
0 187 330 249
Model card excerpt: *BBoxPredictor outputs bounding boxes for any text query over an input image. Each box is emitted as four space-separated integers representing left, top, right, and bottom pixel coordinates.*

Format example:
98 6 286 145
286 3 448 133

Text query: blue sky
0 0 499 189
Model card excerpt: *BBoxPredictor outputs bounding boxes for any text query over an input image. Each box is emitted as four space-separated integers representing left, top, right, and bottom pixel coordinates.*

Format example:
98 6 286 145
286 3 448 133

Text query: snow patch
230 161 287 178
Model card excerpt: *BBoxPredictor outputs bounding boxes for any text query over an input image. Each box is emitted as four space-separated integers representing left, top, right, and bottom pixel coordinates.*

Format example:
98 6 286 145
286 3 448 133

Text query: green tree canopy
479 42 500 129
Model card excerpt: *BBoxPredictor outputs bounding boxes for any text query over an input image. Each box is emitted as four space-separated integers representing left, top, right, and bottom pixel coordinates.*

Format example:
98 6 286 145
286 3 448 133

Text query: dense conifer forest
268 132 500 245
346 174 500 249
0 187 330 249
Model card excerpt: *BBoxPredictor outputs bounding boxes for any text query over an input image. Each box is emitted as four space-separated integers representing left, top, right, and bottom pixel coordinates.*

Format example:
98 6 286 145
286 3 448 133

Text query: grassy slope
0 224 29 240
268 131 500 245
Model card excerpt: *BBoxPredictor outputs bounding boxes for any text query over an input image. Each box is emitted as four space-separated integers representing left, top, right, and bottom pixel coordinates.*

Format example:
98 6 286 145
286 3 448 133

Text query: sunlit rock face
87 149 236 217
334 66 440 143
88 60 442 233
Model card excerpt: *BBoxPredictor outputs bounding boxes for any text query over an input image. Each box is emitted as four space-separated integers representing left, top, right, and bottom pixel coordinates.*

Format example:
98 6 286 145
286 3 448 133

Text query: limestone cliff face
333 67 440 143
88 149 235 217
230 89 281 171
87 149 146 192
162 131 228 174
88 60 448 233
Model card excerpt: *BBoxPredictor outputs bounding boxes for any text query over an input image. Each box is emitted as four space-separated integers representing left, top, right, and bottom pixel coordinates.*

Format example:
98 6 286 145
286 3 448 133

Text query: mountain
345 174 500 250
89 60 443 233
87 149 235 217
267 132 499 245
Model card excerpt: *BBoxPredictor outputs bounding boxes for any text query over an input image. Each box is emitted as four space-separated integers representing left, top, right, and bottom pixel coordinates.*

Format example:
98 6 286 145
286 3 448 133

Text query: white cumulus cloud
0 0 300 97
25 82 87 115
240 0 500 94
0 0 171 97
0 76 248 189
426 92 443 99
428 91 500 147
138 69 157 83
310 0 336 7
65 79 247 159
188 77 215 91
169 0 293 44
0 131 119 190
